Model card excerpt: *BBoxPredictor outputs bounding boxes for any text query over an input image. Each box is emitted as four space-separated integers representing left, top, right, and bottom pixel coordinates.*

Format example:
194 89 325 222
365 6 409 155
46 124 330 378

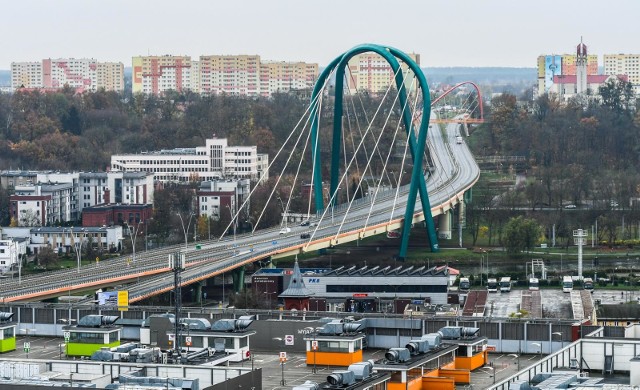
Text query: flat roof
373 344 457 372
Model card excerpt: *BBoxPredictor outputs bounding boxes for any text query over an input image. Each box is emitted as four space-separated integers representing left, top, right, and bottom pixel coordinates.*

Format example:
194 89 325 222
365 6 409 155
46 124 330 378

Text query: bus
529 277 539 291
459 277 470 291
487 278 498 293
583 277 594 292
500 277 512 292
562 276 574 293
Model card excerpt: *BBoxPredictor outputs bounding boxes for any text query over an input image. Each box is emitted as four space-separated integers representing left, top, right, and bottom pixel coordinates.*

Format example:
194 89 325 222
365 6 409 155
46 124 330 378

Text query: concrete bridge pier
232 266 245 292
438 210 452 240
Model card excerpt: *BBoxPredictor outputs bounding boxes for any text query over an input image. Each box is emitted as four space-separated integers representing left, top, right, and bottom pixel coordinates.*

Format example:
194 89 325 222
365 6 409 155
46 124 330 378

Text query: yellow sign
118 290 129 311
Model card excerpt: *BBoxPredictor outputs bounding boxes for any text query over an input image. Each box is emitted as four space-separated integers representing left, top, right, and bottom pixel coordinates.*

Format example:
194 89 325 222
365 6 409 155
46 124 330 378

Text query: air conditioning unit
385 348 410 363
327 370 355 386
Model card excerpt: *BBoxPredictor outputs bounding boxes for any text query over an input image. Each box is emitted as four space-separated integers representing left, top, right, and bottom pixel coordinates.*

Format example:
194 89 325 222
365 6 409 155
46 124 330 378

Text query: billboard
97 291 118 306
544 55 562 91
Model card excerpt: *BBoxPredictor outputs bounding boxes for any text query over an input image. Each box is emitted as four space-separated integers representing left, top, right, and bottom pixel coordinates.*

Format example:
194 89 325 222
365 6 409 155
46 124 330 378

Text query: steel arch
309 44 439 258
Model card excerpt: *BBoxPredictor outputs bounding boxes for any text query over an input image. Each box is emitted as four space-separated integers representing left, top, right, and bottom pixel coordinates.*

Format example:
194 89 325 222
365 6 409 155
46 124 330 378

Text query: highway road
0 119 480 303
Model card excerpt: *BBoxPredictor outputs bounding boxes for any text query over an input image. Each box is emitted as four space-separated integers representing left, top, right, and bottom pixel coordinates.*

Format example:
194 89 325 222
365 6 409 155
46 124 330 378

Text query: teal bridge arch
309 43 439 259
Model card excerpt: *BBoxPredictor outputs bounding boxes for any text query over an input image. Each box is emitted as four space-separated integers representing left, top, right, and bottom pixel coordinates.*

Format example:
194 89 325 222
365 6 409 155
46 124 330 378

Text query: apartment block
604 54 640 94
132 55 195 95
346 52 421 95
11 58 125 92
10 62 43 89
133 54 318 97
259 61 319 97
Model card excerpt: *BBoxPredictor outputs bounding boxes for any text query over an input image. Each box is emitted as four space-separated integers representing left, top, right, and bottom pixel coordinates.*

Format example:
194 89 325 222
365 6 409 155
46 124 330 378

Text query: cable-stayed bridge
0 44 483 303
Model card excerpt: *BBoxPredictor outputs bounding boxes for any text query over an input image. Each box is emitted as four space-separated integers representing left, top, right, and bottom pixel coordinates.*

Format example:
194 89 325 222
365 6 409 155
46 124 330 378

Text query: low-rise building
28 226 124 254
110 137 268 184
0 239 27 274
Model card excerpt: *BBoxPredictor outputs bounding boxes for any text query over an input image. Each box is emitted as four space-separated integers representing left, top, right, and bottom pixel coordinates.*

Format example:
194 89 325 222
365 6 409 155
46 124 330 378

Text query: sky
1 0 639 69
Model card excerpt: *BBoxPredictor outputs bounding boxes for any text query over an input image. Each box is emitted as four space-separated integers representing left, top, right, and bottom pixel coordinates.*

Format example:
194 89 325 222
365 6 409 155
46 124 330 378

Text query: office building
110 137 269 183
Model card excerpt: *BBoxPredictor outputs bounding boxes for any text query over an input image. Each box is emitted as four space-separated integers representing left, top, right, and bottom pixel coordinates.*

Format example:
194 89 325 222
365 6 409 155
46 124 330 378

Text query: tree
36 246 59 269
504 216 542 253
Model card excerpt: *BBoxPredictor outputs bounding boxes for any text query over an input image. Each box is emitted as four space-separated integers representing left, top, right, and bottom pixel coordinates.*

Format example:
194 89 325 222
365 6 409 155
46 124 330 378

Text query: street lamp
69 227 85 273
480 367 495 385
273 337 286 386
177 212 195 248
531 342 542 360
552 331 564 351
124 222 141 264
508 353 520 371
304 326 323 374
226 205 236 242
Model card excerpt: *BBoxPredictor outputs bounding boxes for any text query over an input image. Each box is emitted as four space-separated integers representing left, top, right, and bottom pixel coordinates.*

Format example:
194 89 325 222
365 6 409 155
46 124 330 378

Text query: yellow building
96 62 125 92
347 52 421 95
132 55 194 95
199 55 261 96
259 61 319 96
604 53 640 94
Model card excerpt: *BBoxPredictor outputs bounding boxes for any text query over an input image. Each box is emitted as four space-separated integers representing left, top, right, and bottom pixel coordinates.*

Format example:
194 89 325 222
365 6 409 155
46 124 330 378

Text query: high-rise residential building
110 137 269 184
10 58 125 92
346 52 421 95
259 61 319 97
96 62 125 92
133 54 318 97
132 55 195 95
10 62 43 89
603 53 640 94
199 55 261 96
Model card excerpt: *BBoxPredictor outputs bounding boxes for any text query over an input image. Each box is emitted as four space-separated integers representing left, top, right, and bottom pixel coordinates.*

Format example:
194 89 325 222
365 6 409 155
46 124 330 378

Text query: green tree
504 216 542 253
36 246 59 269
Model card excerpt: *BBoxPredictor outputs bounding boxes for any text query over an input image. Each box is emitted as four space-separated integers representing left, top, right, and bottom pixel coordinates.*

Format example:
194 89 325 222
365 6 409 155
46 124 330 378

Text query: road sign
63 331 70 342
185 336 192 346
23 342 30 352
284 334 294 346
311 340 318 351
279 351 287 362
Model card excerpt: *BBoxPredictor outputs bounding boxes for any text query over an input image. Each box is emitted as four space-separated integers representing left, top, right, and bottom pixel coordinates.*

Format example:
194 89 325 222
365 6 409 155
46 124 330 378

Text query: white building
9 182 74 226
196 179 251 220
11 58 124 92
110 137 269 183
28 226 124 255
3 171 155 225
0 239 27 274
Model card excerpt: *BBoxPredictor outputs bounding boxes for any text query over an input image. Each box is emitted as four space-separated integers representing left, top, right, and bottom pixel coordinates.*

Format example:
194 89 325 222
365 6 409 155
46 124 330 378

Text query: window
3 327 14 338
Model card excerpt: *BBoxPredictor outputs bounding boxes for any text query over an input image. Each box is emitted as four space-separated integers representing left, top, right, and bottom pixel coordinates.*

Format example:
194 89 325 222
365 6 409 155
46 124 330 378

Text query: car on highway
300 233 311 239
279 227 291 234
300 220 310 226
564 204 577 209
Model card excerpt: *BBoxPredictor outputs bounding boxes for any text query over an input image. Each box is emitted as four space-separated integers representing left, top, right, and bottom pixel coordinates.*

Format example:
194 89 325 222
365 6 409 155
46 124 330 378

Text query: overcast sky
2 0 638 69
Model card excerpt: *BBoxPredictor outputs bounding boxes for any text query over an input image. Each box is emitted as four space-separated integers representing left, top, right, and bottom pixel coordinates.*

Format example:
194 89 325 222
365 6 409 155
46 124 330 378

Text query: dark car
300 220 310 226
300 233 311 239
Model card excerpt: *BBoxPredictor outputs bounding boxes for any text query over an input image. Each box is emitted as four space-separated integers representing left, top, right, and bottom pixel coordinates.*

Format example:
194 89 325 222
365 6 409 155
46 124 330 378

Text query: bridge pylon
309 44 439 259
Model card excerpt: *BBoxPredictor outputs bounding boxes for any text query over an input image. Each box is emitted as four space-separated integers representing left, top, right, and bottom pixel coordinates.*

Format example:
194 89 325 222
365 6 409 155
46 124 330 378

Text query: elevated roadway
0 121 480 303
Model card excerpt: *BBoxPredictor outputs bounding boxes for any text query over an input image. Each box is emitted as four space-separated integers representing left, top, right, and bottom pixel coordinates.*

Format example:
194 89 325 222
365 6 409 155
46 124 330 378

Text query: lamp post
508 353 520 371
273 337 286 386
177 212 195 249
125 222 141 264
531 342 542 360
70 227 85 274
552 331 563 351
304 327 322 374
226 205 236 242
